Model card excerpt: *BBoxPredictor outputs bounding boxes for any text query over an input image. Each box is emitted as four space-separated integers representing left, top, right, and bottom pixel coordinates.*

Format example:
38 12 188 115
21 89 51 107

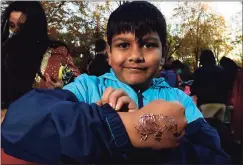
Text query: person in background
160 63 177 87
172 60 192 82
1 1 80 110
191 49 228 121
1 1 80 164
219 56 239 105
220 57 243 163
166 56 174 65
87 38 110 76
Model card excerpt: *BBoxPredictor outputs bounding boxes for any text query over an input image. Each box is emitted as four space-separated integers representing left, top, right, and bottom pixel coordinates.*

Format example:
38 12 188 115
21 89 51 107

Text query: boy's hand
96 87 137 112
131 100 187 149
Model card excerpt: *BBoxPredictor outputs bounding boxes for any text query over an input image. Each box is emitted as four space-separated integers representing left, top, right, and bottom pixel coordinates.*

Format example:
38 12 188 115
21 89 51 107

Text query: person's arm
1 89 128 164
1 89 183 164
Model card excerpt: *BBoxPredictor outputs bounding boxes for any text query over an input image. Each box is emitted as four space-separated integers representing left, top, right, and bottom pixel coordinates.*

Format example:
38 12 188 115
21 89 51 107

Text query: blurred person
87 38 110 76
191 49 228 121
1 1 80 164
160 64 177 87
219 56 239 104
1 1 80 110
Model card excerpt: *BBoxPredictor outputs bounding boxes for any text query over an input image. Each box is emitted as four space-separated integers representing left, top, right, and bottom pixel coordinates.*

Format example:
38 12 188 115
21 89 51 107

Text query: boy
63 1 230 163
2 1 230 164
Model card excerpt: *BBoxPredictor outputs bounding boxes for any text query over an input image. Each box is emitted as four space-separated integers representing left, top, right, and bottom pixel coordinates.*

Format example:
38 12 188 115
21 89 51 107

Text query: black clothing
191 65 228 106
88 53 110 76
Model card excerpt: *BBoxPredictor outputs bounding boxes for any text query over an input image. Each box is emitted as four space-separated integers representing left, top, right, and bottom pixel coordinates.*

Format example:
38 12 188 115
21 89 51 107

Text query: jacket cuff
101 104 133 151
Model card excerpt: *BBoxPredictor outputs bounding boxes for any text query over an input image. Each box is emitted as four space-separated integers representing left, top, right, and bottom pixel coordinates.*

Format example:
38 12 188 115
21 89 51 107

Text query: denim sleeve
172 89 231 164
1 89 132 164
182 118 231 164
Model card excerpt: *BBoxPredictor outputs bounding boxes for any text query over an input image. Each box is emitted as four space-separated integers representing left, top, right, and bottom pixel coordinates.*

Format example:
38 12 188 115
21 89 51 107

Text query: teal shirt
63 69 203 123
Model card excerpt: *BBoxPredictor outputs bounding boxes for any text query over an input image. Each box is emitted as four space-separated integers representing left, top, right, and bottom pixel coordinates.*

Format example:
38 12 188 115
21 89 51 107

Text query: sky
155 1 242 27
83 1 242 28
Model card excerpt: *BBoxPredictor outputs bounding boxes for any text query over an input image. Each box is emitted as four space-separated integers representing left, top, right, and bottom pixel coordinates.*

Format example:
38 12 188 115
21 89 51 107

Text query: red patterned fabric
37 46 80 88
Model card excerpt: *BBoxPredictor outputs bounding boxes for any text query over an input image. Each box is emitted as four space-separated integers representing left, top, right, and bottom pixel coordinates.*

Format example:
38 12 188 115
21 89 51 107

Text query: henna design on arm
135 114 178 142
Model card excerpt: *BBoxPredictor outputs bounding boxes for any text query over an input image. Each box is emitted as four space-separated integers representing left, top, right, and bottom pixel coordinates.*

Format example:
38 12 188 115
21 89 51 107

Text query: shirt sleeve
63 75 88 101
175 88 203 123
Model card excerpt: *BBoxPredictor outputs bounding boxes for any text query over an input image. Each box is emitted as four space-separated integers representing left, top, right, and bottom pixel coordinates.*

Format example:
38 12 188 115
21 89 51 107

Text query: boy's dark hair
95 39 107 52
200 49 216 66
107 1 167 48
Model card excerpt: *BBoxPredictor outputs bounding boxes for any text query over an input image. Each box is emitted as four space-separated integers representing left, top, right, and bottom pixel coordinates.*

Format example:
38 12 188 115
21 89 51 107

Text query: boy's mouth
124 67 147 72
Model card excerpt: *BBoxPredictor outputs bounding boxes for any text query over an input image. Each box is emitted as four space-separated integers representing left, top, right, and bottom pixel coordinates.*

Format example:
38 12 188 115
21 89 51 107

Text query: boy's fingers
115 96 132 111
102 87 115 106
115 96 137 111
108 89 128 110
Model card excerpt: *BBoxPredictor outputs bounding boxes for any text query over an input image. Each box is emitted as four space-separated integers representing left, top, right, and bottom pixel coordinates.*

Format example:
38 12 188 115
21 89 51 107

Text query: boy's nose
128 47 144 63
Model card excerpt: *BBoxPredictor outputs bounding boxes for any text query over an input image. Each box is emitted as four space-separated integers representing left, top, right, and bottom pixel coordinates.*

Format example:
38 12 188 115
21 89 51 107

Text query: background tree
41 1 111 73
1 1 241 71
171 1 233 69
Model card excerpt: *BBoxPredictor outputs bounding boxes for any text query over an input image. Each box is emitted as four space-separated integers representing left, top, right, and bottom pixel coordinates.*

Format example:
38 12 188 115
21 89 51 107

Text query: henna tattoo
135 114 178 142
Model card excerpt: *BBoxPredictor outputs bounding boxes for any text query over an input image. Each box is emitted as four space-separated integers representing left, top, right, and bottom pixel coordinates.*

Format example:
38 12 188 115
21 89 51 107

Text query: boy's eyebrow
112 37 131 43
112 37 160 43
142 36 160 42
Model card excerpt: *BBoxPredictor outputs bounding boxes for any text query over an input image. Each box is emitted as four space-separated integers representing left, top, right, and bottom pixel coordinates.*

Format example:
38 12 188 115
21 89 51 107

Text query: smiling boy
62 1 230 163
63 1 200 122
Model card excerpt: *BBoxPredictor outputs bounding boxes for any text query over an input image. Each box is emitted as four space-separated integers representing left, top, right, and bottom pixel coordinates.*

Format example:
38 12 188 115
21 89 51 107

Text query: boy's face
107 32 162 88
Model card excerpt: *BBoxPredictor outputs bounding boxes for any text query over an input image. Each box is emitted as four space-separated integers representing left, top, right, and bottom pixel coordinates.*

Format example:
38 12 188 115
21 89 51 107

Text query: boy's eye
142 42 158 49
117 43 130 49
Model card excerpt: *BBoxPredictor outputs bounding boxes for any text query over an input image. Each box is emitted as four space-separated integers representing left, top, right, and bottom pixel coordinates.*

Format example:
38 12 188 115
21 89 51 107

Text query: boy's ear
107 45 112 65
